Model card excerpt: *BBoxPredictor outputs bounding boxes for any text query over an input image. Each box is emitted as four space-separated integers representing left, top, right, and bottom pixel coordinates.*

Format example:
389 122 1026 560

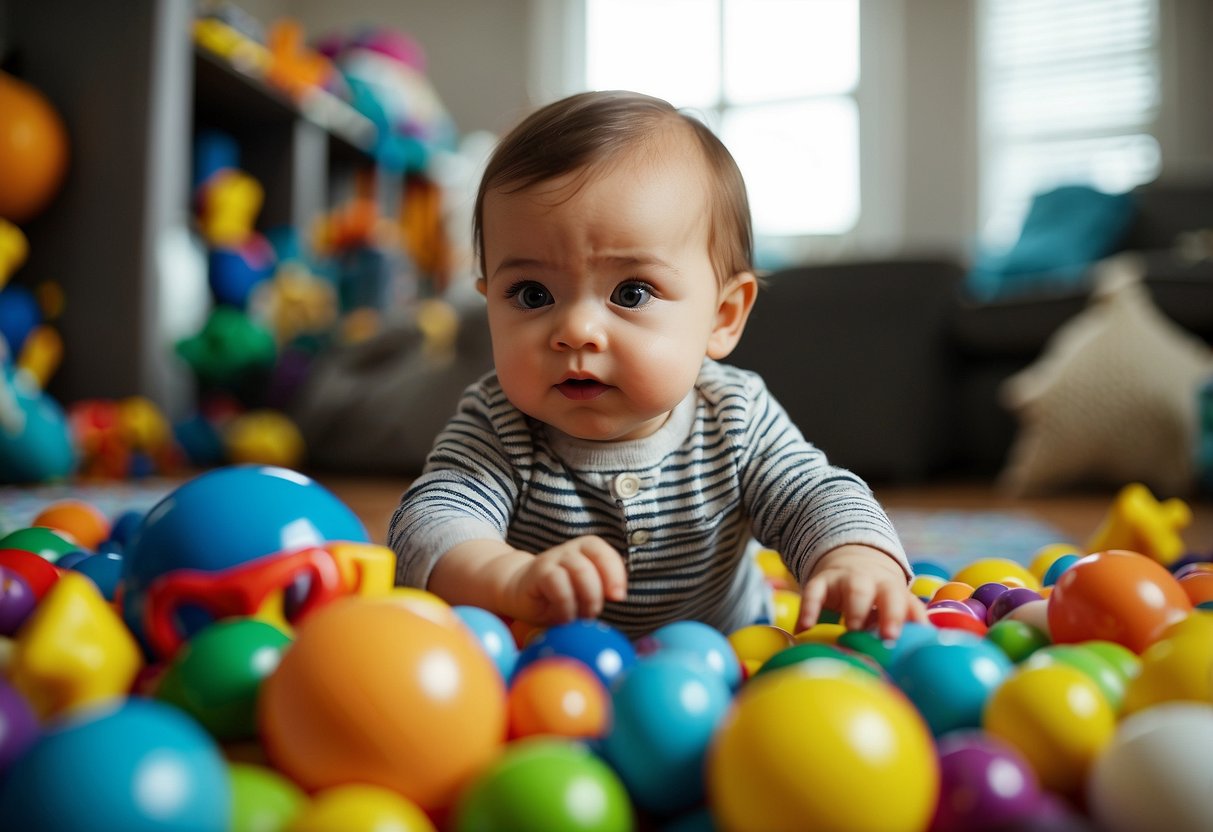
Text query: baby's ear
707 271 758 360
475 277 488 296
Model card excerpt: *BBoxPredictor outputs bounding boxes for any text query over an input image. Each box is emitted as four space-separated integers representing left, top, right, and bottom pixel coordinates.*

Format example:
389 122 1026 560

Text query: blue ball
108 510 145 548
635 619 742 691
71 551 124 601
0 284 40 355
1042 553 1081 587
910 559 951 580
0 697 230 831
54 550 90 570
121 465 368 644
514 619 637 691
890 629 1014 736
455 605 519 681
208 240 274 308
598 652 732 816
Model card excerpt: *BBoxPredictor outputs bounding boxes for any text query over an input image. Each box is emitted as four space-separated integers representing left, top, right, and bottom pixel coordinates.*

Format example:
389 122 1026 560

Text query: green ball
756 641 882 679
985 618 1050 663
0 527 79 562
228 763 306 832
837 629 894 668
156 617 292 740
1081 639 1142 683
454 739 633 832
1024 644 1127 712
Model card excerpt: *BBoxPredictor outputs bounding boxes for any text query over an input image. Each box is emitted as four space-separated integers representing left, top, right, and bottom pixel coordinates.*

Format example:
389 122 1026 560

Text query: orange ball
0 72 69 223
32 499 111 551
507 657 610 740
260 598 506 813
1048 550 1192 654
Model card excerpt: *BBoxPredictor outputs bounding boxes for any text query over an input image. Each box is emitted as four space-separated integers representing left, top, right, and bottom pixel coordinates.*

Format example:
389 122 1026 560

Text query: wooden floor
317 473 1213 557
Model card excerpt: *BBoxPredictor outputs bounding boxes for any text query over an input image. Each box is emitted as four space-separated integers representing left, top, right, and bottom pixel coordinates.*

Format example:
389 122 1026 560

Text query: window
978 0 1162 245
583 0 861 244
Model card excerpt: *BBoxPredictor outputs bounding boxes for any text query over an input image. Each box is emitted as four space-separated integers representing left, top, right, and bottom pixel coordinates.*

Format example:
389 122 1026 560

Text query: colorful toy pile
0 467 1210 831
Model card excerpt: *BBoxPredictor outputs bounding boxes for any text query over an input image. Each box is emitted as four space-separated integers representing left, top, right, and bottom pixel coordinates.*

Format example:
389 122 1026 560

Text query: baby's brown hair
473 90 753 286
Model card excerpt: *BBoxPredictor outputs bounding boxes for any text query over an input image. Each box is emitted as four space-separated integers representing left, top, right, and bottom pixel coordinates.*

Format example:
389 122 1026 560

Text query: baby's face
479 134 730 441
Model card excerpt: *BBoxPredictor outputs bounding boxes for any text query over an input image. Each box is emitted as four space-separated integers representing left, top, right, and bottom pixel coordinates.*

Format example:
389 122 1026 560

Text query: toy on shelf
67 396 183 480
0 71 69 224
1086 482 1192 566
264 19 334 101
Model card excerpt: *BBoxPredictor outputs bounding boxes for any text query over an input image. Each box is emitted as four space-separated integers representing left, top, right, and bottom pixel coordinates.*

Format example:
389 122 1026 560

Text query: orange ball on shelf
0 72 69 223
259 598 507 813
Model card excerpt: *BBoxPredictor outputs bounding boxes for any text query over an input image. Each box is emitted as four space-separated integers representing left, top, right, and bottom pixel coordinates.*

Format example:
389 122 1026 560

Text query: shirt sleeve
387 377 523 589
725 369 910 584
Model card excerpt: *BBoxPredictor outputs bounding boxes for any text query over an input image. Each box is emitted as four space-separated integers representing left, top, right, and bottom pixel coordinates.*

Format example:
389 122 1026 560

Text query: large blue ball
121 465 368 642
890 629 1014 736
0 697 230 831
598 652 732 816
635 619 742 691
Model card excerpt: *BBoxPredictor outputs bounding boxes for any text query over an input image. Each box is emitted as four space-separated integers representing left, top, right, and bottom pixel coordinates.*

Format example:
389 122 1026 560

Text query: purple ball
987 587 1043 624
961 597 988 620
931 730 1043 832
971 582 1010 608
0 567 36 637
0 678 39 771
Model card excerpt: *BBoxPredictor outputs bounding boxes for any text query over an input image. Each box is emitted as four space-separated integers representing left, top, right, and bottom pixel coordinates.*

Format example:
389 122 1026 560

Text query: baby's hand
504 536 628 626
797 544 926 640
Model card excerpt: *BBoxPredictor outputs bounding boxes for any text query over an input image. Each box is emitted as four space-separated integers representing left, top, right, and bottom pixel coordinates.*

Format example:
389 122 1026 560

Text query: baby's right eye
506 281 552 309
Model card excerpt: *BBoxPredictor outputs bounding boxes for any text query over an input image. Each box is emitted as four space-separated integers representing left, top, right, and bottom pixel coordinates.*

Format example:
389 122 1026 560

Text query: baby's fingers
797 577 829 633
574 536 628 602
534 563 578 623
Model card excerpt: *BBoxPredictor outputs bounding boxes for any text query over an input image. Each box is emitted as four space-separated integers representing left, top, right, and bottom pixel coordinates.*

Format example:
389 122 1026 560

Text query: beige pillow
1000 256 1213 496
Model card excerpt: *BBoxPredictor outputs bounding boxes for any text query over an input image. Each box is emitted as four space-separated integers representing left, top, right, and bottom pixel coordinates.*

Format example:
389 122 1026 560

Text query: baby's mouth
556 378 610 400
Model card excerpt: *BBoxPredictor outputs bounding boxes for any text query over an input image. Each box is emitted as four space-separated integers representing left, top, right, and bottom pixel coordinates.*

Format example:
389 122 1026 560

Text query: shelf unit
4 0 387 418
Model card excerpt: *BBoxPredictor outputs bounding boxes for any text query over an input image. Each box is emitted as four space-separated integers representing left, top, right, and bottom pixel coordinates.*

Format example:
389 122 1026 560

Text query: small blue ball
454 605 519 682
515 619 637 691
910 560 951 580
1042 553 1081 587
71 551 124 600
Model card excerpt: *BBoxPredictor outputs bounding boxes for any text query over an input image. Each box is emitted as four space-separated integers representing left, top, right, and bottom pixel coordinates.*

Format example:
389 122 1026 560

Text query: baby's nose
551 302 607 351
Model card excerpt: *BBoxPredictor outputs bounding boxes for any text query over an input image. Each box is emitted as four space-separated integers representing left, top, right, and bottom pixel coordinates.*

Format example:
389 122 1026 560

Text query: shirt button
613 473 642 499
629 529 651 546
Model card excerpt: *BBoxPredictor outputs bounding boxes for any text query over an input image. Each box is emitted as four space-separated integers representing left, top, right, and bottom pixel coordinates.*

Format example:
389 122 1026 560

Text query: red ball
1047 549 1192 653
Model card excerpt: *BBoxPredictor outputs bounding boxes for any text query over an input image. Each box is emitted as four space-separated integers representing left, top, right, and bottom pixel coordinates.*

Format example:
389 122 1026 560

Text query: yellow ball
728 624 794 668
984 663 1116 795
953 558 1041 591
289 784 436 832
771 589 801 634
793 623 847 645
909 574 946 600
708 663 938 832
1123 611 1213 715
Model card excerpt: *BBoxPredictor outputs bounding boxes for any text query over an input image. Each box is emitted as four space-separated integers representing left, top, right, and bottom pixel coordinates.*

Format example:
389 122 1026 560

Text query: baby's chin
548 412 672 443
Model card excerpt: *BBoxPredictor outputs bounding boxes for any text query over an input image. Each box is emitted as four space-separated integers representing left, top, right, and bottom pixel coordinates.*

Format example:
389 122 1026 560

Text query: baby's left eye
611 281 653 309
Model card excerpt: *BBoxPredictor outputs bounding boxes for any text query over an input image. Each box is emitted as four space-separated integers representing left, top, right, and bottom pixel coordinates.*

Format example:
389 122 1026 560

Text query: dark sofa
731 177 1213 485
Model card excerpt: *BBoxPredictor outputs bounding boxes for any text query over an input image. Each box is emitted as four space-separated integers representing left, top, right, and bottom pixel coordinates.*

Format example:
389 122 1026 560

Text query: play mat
0 479 1064 575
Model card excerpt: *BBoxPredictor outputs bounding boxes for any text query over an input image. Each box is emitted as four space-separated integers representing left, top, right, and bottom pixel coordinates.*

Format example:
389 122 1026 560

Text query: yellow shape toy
0 218 28 287
9 572 143 718
1086 482 1191 566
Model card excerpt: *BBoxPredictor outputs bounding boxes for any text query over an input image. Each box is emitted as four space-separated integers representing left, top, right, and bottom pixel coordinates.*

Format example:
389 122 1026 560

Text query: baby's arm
428 536 628 626
797 544 927 639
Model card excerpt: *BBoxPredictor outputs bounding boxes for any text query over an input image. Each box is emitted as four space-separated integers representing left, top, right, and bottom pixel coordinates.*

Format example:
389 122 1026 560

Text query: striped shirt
388 359 908 638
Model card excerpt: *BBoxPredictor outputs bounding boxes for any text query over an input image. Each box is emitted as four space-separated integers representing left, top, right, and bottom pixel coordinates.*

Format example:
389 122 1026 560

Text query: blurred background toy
0 70 69 224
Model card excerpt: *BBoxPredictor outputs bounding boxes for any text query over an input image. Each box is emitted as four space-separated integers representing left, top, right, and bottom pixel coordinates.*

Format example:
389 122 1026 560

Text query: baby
389 90 924 639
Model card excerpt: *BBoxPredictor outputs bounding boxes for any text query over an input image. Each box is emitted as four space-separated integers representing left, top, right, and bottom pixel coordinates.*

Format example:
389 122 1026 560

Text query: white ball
1088 702 1213 832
